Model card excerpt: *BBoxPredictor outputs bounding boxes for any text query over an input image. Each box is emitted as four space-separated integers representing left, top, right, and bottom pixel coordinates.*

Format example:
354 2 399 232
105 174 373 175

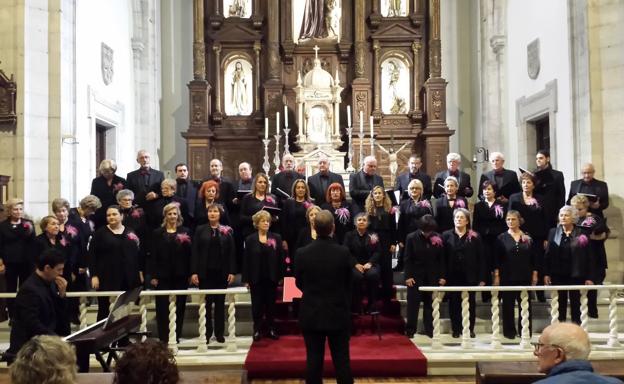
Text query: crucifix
313 45 320 60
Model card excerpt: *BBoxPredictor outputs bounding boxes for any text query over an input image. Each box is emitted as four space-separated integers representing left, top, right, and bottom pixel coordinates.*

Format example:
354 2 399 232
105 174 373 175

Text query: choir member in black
567 163 609 218
67 195 101 294
89 205 142 320
493 210 538 339
125 150 165 208
174 163 198 222
34 216 70 274
443 208 486 338
434 176 469 233
281 179 313 255
147 179 190 231
343 213 381 313
398 179 433 247
571 195 609 318
232 162 253 272
0 198 36 319
271 154 306 206
473 180 508 302
477 152 520 203
149 203 191 343
544 206 596 324
207 159 236 213
395 155 432 202
365 186 397 304
191 204 237 343
195 180 230 227
349 156 384 212
307 154 344 204
239 173 279 240
243 210 285 341
534 150 566 228
90 159 127 228
403 215 446 338
508 172 548 301
321 182 356 245
117 189 148 282
433 153 474 198
294 205 322 259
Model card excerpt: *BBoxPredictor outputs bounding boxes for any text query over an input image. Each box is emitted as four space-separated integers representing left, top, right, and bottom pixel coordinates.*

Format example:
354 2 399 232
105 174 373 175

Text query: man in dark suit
271 154 306 206
395 155 432 201
5 249 69 363
126 150 165 208
477 152 520 203
567 162 609 218
174 163 198 221
534 149 566 227
295 210 354 384
307 154 344 205
433 153 474 198
349 156 384 211
206 158 236 212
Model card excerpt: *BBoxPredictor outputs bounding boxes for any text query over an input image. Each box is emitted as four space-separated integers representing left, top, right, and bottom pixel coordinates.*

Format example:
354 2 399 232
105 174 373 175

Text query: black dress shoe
268 329 280 340
252 331 262 341
452 332 460 338
405 329 415 338
470 331 476 338
216 335 226 343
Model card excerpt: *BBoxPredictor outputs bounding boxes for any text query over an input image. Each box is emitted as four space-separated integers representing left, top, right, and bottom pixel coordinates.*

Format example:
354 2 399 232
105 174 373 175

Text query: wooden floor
251 377 474 383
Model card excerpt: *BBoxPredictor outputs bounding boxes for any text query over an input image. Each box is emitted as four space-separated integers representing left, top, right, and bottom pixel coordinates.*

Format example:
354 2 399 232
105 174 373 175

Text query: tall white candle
284 105 288 128
264 118 269 139
347 105 351 127
370 116 374 137
359 110 364 133
276 112 280 134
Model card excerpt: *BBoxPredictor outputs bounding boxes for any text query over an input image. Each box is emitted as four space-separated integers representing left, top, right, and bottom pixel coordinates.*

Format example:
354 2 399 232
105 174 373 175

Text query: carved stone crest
101 43 114 85
0 63 17 133
527 38 540 80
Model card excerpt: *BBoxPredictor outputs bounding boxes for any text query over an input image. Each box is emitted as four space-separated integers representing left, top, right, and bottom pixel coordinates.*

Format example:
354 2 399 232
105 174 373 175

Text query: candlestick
273 133 282 175
370 116 375 156
358 127 365 168
346 126 355 173
262 139 271 175
283 127 291 155
276 112 280 134
284 105 288 128
347 105 351 128
264 118 268 139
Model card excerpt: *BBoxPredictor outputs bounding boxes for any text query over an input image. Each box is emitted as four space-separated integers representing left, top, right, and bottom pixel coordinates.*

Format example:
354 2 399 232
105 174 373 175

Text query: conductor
4 248 69 363
295 210 354 384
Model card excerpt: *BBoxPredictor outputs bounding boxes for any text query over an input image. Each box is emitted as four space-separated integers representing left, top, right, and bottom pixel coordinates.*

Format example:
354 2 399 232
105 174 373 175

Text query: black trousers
588 269 605 318
96 279 130 321
200 270 228 339
551 275 583 324
501 282 532 338
532 238 546 301
379 249 393 302
154 277 188 342
302 329 353 384
5 262 32 318
406 285 433 335
249 279 277 331
351 266 380 312
448 291 476 334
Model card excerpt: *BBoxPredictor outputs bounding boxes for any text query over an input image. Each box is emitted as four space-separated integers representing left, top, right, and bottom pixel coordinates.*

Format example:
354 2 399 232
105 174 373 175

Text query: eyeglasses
531 342 562 352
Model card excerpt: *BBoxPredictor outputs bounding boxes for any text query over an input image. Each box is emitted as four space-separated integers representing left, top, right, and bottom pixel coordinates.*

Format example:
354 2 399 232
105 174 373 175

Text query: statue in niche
225 60 253 116
226 0 249 18
387 60 407 114
231 61 248 115
298 0 341 41
382 0 406 17
306 106 330 143
324 0 340 38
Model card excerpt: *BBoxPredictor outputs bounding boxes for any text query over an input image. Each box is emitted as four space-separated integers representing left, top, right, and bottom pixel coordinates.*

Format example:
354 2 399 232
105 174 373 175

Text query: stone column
266 0 280 81
354 0 367 79
372 40 381 114
192 0 205 80
213 43 222 114
253 41 261 114
411 40 422 117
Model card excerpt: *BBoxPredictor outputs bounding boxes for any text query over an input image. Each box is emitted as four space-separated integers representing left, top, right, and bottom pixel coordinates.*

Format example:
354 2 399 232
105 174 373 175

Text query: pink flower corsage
303 200 313 210
390 206 398 215
430 235 443 247
218 225 233 236
59 236 69 247
335 207 351 225
176 233 191 244
131 208 143 219
65 224 78 238
455 199 466 208
265 196 275 205
368 233 379 246
466 229 478 242
113 182 124 191
127 232 140 246
526 197 539 208
493 204 504 219
581 216 596 227
285 256 291 265
266 238 277 249
576 234 589 248
417 200 431 209
22 221 33 234
519 234 532 244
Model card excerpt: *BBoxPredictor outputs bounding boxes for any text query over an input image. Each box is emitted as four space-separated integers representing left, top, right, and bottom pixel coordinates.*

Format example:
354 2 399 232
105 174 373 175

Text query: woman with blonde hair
240 173 278 239
10 335 77 384
90 159 127 228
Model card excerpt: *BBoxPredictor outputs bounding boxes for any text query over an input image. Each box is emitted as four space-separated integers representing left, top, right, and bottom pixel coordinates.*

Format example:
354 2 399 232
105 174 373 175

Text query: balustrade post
227 293 237 352
549 290 559 325
79 296 88 329
461 290 472 349
139 295 148 341
197 294 208 352
580 289 589 331
607 289 621 348
490 289 501 349
431 291 443 349
168 294 178 354
519 290 531 349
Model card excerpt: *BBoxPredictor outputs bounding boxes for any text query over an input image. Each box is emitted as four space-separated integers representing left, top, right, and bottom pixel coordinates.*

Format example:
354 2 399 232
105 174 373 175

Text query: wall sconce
472 146 489 164
61 134 79 145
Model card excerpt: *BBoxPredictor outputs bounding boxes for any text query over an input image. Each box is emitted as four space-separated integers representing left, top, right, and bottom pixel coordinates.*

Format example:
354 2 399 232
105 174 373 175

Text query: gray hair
446 153 461 163
489 151 505 161
363 155 377 165
407 178 424 191
99 159 117 174
559 205 578 222
444 176 459 187
161 178 177 190
546 323 591 360
116 189 135 203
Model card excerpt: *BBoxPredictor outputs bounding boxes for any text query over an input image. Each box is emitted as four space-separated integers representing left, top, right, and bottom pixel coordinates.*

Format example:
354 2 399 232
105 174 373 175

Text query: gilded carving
355 91 367 115
432 89 442 120
0 64 17 132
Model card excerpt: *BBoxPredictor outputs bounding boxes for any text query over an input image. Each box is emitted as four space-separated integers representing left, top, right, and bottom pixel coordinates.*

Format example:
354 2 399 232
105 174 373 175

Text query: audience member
9 335 77 384
113 340 180 384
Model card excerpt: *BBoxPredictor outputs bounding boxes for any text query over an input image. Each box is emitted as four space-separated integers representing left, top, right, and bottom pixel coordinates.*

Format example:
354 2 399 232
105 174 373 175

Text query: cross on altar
313 45 320 59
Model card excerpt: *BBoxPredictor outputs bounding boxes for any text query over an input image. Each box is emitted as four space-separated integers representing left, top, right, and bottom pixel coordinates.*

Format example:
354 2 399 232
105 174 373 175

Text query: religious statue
387 60 407 114
231 61 248 115
298 0 341 41
386 0 403 17
377 141 410 182
227 0 248 18
324 0 340 39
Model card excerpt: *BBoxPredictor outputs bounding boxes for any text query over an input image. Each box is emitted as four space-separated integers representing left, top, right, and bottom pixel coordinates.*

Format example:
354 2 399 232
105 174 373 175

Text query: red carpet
244 334 427 379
